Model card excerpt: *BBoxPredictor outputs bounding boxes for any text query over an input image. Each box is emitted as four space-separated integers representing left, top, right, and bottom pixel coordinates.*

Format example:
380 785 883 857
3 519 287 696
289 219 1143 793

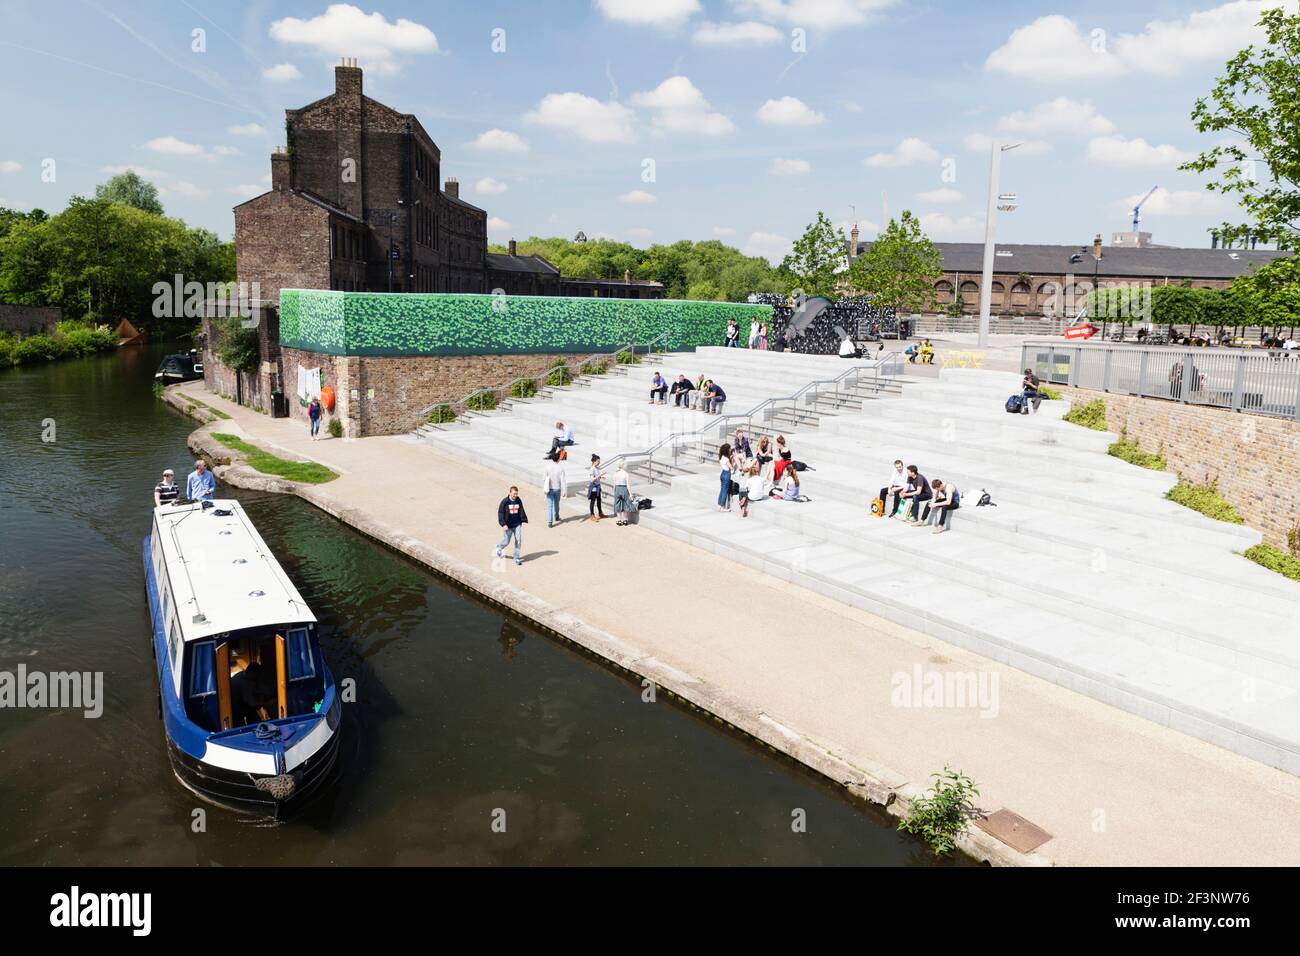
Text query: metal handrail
600 353 905 476
419 331 671 420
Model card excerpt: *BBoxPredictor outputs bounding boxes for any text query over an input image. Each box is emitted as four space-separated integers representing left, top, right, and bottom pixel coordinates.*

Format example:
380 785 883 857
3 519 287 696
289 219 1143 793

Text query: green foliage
1063 399 1108 431
466 391 498 411
278 289 767 355
95 170 164 216
849 210 941 313
328 417 343 438
210 433 338 484
428 404 457 424
1108 434 1167 471
509 377 537 398
1038 384 1062 400
1084 284 1152 323
1150 283 1206 329
616 349 641 365
1244 544 1300 582
0 324 116 369
1289 522 1300 558
544 360 571 387
580 361 605 375
897 766 980 857
780 211 847 298
215 316 260 374
1166 479 1244 524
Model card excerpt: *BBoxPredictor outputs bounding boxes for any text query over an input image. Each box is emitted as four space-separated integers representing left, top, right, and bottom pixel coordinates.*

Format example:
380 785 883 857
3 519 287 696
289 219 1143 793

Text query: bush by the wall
1108 433 1167 471
1244 544 1300 582
429 404 457 424
466 391 498 412
1166 479 1244 524
509 378 537 399
0 325 116 369
544 360 571 387
1063 399 1108 431
328 417 343 438
580 361 605 375
1038 384 1062 401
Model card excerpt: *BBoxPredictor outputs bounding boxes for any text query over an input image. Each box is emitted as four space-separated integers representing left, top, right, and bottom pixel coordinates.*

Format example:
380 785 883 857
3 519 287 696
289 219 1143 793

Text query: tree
780 211 846 298
1151 284 1206 333
848 210 941 315
95 170 164 216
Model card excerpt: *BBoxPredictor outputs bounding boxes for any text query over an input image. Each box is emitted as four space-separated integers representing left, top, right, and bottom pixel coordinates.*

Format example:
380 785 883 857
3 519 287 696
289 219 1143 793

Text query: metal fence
1022 341 1300 419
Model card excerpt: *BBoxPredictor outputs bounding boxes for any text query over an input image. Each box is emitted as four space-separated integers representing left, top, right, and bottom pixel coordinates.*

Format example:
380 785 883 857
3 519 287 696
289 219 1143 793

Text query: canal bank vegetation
210 432 337 484
0 322 117 368
897 766 981 857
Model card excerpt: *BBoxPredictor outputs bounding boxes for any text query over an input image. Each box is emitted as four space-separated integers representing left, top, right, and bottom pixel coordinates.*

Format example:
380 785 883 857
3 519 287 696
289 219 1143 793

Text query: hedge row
0 325 117 369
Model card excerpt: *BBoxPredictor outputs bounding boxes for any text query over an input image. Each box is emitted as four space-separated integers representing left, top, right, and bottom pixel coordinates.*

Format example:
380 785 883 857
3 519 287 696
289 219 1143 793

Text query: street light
977 142 1021 347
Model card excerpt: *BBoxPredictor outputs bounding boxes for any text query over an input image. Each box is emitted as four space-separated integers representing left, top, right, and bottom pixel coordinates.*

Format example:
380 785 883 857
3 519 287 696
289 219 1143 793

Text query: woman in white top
717 443 735 512
748 319 760 349
613 463 632 526
739 463 769 518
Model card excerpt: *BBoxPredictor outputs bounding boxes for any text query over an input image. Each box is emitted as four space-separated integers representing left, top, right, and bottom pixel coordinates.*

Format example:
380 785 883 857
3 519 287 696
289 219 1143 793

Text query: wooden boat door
274 633 288 719
214 640 233 730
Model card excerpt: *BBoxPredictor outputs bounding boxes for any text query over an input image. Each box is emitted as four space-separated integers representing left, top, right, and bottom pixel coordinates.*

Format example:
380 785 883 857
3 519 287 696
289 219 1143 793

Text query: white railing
1023 340 1300 419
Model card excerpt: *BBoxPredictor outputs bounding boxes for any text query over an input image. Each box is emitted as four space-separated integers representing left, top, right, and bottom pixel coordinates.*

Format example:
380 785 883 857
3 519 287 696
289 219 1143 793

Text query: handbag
870 497 885 516
729 480 740 496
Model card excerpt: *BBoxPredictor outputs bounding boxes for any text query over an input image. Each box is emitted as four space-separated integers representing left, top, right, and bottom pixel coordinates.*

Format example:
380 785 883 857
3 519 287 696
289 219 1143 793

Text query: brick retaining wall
1060 386 1300 549
0 303 61 335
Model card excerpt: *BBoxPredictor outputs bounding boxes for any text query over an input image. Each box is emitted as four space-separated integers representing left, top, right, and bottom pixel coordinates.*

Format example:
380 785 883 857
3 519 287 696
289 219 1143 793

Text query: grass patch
1062 399 1108 431
186 397 231 420
210 432 337 484
1108 434 1166 471
428 404 456 424
1244 544 1300 582
1166 479 1243 524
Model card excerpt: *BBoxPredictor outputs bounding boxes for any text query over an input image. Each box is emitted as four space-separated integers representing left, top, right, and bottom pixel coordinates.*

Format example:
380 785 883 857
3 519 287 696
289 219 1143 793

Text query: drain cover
975 809 1052 854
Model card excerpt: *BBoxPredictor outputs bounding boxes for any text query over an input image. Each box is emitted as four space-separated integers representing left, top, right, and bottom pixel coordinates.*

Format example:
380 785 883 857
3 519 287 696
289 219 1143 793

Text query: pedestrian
757 323 769 350
494 486 528 566
587 454 607 522
748 317 760 349
613 461 632 526
154 468 179 507
717 442 735 512
542 450 567 528
186 458 216 501
725 319 740 348
308 396 323 439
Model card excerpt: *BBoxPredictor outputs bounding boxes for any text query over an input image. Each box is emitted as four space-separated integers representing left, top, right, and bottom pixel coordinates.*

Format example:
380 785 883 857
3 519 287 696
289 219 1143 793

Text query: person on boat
154 468 179 507
186 458 216 501
495 485 528 566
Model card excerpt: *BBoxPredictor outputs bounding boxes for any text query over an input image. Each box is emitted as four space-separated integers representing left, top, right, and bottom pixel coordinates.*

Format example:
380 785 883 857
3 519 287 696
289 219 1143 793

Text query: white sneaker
494 548 502 559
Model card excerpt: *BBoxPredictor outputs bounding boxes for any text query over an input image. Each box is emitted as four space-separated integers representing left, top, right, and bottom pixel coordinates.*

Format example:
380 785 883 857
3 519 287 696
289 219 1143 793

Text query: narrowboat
143 499 341 818
154 350 204 383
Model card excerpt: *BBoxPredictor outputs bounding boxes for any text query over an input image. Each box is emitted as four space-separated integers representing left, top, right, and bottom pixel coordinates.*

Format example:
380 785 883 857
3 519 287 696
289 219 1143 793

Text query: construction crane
1132 185 1159 230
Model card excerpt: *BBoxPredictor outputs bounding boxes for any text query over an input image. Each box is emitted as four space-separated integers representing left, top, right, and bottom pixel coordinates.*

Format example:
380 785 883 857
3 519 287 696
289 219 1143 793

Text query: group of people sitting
650 372 728 414
717 428 806 517
903 339 935 364
877 459 959 534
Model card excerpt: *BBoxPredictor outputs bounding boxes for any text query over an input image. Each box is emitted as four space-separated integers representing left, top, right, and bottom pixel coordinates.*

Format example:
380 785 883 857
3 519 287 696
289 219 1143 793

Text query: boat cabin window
187 630 324 732
287 628 315 681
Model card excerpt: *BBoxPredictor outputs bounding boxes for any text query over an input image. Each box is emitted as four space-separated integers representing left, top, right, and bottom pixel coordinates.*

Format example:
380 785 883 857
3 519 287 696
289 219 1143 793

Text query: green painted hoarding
277 289 772 356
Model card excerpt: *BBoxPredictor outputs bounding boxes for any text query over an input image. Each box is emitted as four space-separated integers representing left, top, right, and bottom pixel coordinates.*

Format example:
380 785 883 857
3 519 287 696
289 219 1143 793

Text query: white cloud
963 133 1052 155
213 145 240 156
770 157 811 176
744 230 792 263
626 227 654 240
839 99 863 113
734 0 897 29
986 3 1290 81
469 129 529 152
630 76 734 136
918 212 983 238
863 137 938 168
713 226 737 236
619 189 657 205
0 160 23 174
997 97 1115 136
227 183 266 199
596 0 701 26
693 20 783 44
915 187 963 204
227 123 267 137
1112 186 1227 217
487 216 511 232
144 136 204 156
268 4 439 73
525 92 637 143
755 96 824 126
1087 135 1195 167
161 181 208 198
262 63 302 82
100 164 165 178
475 176 508 194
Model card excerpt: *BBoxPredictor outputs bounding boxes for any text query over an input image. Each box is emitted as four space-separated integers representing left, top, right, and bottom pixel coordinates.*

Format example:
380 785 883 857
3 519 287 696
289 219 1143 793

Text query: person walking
587 454 607 522
494 486 528 566
725 319 740 348
717 442 735 512
542 450 568 528
308 396 323 440
612 462 632 525
186 458 216 501
748 318 760 349
757 323 769 350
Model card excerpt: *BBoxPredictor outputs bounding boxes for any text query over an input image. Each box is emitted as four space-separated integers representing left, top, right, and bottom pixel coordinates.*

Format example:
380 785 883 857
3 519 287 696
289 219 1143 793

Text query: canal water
0 345 958 865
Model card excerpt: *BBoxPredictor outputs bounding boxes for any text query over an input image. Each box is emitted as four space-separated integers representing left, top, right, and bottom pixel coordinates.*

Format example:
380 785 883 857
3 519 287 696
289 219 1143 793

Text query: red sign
1063 323 1100 340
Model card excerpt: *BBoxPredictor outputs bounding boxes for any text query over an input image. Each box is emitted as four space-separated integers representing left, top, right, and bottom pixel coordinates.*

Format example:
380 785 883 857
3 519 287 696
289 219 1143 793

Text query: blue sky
0 0 1290 259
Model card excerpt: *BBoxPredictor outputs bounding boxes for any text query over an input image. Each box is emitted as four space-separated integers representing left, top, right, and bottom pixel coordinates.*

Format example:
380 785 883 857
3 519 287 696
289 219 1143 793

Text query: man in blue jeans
542 451 567 527
495 486 528 566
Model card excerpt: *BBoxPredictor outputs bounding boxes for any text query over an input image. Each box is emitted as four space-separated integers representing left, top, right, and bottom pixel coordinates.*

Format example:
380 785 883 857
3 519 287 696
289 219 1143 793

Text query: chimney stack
445 176 459 199
1211 231 1219 249
1092 233 1103 259
508 239 517 256
335 57 362 97
270 146 290 191
850 223 860 256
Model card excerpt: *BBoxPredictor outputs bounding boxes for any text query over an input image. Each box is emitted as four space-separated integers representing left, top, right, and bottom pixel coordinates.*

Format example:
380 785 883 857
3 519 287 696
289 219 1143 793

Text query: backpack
950 488 961 507
637 498 652 510
1005 395 1024 414
976 489 995 507
792 460 811 472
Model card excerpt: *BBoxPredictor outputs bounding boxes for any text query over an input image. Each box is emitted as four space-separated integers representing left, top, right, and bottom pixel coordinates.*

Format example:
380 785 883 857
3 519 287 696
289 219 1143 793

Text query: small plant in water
897 765 980 856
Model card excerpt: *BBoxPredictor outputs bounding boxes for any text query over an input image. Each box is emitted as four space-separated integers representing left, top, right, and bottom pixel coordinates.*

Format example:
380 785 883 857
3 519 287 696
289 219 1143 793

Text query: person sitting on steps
920 479 959 534
669 374 694 408
649 371 668 405
900 465 931 523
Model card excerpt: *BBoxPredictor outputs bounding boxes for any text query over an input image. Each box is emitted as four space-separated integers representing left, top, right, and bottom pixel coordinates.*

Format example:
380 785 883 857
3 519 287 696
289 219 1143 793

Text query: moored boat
154 350 203 383
143 499 341 818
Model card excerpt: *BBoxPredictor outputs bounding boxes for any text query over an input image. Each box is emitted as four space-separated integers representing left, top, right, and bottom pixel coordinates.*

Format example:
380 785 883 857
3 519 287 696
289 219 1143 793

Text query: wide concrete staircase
420 349 1300 775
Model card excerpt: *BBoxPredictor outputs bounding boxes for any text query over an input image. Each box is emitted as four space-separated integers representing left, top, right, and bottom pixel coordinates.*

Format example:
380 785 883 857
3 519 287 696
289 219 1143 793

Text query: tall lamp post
977 141 1021 347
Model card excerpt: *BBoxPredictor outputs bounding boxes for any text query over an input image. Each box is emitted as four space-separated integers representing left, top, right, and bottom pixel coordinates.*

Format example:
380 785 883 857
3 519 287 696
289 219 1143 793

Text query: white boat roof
153 499 315 642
